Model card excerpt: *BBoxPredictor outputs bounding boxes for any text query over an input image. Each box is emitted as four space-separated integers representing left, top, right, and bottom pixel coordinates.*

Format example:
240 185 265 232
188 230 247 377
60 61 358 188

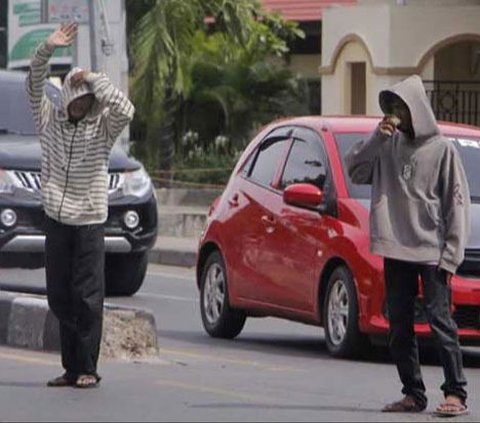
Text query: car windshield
334 132 480 201
0 75 61 136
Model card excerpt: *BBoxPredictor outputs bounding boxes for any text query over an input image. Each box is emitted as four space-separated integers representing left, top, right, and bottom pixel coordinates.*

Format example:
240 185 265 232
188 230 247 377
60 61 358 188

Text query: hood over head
379 75 439 141
60 67 103 120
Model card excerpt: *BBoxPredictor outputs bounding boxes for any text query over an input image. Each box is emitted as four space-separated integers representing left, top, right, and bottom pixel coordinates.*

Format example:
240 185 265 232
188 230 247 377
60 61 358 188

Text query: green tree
181 31 308 152
127 0 303 176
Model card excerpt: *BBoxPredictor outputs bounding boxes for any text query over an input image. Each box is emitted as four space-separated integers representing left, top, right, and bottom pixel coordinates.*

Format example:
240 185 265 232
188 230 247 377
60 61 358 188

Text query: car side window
279 137 327 190
248 137 289 187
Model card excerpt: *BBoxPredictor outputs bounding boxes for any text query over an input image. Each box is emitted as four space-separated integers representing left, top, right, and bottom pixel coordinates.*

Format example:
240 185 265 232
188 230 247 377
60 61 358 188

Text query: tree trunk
158 88 176 170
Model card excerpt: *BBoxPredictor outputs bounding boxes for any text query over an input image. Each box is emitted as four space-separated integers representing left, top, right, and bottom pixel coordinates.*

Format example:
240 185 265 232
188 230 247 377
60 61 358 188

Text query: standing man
346 75 470 417
26 23 135 388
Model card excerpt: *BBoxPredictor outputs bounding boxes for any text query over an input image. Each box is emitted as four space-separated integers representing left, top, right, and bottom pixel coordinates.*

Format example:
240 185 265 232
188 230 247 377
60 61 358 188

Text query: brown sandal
75 374 101 389
47 373 77 387
382 395 426 413
433 398 468 417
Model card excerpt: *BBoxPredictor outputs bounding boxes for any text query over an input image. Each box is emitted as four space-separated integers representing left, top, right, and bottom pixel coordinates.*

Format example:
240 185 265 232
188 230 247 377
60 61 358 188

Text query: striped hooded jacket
26 41 135 225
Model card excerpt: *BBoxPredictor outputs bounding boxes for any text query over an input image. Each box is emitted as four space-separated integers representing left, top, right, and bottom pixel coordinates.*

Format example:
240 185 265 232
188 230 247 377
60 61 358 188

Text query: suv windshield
335 132 480 201
0 73 60 136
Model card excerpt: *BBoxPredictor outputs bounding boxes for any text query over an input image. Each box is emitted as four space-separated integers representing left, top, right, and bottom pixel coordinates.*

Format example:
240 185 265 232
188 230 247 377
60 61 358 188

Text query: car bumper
1 234 133 253
364 283 480 345
0 192 158 256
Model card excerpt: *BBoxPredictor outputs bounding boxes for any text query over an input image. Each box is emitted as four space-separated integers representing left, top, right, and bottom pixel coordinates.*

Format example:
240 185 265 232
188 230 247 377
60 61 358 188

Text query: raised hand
379 115 401 137
70 70 90 88
46 22 78 48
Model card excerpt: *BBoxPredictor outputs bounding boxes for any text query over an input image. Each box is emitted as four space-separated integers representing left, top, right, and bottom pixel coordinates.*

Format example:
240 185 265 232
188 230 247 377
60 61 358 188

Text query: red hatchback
196 116 480 358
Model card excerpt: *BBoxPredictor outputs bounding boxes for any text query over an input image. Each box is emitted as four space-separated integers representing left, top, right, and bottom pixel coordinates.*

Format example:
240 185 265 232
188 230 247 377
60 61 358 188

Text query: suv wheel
105 252 148 296
200 251 246 338
324 266 369 358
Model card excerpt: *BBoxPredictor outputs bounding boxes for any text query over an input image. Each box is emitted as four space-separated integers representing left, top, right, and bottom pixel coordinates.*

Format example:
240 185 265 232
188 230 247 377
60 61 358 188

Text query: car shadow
189 402 382 414
158 329 480 368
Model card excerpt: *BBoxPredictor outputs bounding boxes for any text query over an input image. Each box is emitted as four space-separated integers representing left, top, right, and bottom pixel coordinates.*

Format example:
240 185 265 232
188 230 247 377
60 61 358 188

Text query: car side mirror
283 183 324 210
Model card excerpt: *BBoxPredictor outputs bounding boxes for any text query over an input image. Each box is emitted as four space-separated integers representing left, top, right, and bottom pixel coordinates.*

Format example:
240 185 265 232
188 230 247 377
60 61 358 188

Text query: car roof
270 115 480 138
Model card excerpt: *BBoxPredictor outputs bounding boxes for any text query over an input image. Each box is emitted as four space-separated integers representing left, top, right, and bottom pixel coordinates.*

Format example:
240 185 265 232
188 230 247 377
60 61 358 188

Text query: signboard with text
47 0 89 24
7 0 81 69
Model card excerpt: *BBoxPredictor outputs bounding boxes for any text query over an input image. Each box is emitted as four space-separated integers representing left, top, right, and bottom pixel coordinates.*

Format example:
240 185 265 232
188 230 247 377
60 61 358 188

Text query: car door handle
261 215 276 233
261 215 276 225
228 194 239 207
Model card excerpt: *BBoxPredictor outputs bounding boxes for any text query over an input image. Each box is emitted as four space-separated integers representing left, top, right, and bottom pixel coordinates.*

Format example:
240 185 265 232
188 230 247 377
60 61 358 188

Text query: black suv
0 69 158 296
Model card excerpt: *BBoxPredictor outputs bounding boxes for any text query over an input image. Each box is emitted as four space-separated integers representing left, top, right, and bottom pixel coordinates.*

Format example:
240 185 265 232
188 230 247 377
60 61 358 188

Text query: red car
196 116 480 358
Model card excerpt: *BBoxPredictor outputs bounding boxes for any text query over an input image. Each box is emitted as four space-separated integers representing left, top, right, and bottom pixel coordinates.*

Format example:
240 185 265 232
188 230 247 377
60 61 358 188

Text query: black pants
45 216 105 378
384 258 467 407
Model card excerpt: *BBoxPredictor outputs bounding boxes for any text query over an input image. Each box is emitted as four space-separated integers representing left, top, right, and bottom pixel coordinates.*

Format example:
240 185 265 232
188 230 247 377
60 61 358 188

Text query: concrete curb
149 236 198 268
148 248 197 268
0 292 158 360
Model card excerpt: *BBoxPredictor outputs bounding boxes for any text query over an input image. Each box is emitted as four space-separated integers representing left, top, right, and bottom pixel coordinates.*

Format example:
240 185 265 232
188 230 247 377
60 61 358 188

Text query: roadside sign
8 0 74 68
46 0 89 24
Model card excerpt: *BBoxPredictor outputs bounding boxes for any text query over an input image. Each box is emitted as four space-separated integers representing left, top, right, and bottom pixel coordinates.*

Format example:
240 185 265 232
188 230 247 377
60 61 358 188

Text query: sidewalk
148 235 198 268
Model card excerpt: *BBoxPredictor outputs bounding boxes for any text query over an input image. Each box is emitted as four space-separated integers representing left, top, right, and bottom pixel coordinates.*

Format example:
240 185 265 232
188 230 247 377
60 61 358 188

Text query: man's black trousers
45 216 105 378
384 258 467 407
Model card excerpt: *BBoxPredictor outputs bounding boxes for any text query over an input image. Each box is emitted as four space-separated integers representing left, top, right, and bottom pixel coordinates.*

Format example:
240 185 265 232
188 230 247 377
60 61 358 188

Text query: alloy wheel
327 279 349 346
203 263 226 325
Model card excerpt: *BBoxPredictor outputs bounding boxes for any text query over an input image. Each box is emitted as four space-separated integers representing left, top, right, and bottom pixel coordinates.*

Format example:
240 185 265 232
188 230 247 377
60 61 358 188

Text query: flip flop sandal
75 374 101 389
433 401 468 417
382 396 426 413
47 373 77 387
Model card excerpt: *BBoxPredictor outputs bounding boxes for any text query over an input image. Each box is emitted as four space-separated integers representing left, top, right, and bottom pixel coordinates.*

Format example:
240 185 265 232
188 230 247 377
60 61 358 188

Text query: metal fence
424 80 480 127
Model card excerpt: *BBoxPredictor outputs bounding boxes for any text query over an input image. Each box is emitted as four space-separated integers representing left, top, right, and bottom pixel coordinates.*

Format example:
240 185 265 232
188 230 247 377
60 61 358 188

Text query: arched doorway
422 37 480 126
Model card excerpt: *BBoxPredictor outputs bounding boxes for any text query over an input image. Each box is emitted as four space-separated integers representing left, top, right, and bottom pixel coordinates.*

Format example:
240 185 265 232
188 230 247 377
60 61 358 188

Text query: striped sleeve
26 41 55 133
86 72 135 147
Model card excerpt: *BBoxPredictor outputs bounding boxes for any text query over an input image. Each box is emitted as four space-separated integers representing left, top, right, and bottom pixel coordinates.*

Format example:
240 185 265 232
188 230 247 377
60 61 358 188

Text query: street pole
88 0 99 71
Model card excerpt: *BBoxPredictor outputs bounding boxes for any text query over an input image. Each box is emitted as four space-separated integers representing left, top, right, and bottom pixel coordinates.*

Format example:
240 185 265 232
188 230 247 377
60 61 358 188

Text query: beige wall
389 6 480 68
321 42 400 116
322 5 391 69
321 0 480 116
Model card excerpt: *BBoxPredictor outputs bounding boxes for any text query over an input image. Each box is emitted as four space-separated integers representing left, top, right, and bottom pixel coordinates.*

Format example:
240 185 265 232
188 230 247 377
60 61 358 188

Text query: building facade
261 1 357 113
321 0 480 125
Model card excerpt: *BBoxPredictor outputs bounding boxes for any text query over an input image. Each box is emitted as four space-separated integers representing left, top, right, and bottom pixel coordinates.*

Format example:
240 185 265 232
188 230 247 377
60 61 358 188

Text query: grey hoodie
346 75 471 274
26 41 135 225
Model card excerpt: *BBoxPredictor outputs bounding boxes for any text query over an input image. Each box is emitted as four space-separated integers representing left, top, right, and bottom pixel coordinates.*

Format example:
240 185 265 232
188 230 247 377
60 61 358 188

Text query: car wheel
105 252 148 297
200 251 246 339
323 266 369 358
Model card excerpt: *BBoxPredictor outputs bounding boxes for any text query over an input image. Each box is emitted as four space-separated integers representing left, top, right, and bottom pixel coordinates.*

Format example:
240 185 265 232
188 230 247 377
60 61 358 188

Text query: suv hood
0 134 141 172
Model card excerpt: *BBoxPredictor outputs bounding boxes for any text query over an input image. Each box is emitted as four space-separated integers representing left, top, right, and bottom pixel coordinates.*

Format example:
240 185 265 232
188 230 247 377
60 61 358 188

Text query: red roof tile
260 0 357 22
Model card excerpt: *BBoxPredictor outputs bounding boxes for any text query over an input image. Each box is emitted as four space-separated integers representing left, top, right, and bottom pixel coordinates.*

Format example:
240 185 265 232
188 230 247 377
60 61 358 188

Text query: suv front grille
11 171 122 194
14 171 41 191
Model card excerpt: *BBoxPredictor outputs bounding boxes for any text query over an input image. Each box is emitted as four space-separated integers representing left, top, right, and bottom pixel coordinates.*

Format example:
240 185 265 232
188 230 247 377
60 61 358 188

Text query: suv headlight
122 167 152 198
0 170 20 194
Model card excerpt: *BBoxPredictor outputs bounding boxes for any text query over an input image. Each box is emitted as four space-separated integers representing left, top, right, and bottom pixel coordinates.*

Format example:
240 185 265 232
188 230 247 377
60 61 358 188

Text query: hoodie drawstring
58 123 78 221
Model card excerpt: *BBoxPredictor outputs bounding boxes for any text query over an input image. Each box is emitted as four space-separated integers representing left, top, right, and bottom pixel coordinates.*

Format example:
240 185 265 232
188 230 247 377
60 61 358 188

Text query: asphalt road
0 264 480 422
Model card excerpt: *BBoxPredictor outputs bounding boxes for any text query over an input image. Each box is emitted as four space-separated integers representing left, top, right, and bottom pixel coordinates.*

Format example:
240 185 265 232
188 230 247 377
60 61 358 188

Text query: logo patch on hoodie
402 163 414 180
453 184 464 206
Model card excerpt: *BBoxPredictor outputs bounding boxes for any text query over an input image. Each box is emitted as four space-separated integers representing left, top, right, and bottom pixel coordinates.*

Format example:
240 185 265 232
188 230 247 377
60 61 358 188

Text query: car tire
105 252 148 297
323 266 370 358
200 251 246 339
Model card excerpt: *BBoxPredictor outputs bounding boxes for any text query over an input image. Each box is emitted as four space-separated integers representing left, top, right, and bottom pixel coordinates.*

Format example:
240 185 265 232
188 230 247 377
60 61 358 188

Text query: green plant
127 0 304 174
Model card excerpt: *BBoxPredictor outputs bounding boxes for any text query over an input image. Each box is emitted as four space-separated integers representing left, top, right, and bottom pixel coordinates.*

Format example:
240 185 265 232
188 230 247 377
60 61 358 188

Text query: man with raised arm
26 22 135 388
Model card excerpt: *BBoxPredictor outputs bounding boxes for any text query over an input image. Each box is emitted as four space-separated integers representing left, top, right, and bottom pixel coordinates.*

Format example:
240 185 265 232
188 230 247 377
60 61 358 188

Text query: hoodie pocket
370 196 394 241
425 202 441 227
370 196 442 247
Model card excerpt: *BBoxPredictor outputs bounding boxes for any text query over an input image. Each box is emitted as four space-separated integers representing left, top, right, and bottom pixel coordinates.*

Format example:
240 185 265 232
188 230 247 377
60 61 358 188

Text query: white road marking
146 271 194 281
136 292 197 303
